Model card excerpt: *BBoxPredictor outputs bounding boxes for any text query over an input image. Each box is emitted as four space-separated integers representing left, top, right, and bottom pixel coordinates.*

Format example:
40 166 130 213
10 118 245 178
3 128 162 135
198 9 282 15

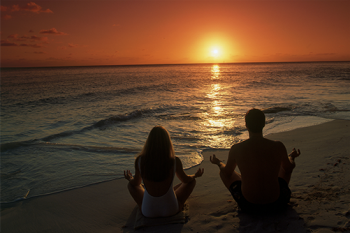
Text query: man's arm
280 142 301 174
210 145 237 178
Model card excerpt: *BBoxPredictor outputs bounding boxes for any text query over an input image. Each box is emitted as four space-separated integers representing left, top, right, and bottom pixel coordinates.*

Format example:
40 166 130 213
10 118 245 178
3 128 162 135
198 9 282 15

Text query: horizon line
1 60 349 69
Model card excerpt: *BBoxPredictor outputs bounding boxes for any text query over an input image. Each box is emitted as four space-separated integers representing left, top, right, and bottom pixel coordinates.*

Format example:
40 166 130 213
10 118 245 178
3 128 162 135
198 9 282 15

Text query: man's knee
219 170 229 181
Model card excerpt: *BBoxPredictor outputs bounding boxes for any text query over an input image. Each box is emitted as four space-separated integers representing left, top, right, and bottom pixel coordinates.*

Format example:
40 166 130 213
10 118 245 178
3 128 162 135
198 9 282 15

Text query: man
210 108 300 213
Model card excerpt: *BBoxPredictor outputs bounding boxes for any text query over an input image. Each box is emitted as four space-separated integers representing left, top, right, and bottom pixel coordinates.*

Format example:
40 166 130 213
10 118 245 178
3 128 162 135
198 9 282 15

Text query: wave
1 139 140 154
157 114 202 121
40 142 140 154
0 169 22 179
83 106 179 131
89 109 146 130
262 106 293 114
339 77 350 81
13 96 68 107
0 107 166 152
41 131 76 142
41 109 153 140
0 139 38 152
261 104 350 117
7 82 171 108
0 177 121 205
323 103 350 113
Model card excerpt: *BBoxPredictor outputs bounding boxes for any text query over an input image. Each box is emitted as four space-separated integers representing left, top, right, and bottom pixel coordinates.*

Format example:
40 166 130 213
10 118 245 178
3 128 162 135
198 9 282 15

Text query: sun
211 48 220 58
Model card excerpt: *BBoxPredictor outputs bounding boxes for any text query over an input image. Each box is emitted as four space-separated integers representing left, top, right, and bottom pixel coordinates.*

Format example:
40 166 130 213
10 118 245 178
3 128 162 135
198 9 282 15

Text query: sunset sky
1 0 349 67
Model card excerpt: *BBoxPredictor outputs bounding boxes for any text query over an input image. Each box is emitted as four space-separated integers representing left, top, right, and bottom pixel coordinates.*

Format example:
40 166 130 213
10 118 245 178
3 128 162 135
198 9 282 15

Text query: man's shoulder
265 138 283 144
230 138 285 149
265 139 287 152
262 137 285 146
270 139 285 147
229 140 248 155
231 138 285 149
230 140 246 149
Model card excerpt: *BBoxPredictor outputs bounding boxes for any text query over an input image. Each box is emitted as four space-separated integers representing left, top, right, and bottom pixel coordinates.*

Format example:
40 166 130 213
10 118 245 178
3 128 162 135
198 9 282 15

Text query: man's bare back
210 108 300 213
230 137 287 204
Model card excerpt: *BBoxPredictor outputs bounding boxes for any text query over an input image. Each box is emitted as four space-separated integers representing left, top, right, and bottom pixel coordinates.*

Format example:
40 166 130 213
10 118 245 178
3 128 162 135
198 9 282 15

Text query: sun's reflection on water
211 65 220 79
198 64 239 148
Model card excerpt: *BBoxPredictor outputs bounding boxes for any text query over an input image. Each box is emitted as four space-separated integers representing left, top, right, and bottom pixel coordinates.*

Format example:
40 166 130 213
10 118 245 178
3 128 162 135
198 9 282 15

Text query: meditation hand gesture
209 154 221 166
124 170 133 181
194 168 204 178
289 148 301 159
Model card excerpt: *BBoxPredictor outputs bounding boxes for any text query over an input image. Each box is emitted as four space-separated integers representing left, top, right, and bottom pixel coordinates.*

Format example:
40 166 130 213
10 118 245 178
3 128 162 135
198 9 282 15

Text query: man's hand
210 154 221 165
289 148 301 159
194 168 204 178
124 170 133 181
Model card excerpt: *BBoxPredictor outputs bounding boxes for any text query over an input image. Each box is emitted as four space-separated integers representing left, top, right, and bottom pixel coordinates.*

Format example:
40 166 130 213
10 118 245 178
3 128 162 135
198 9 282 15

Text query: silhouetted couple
124 108 300 217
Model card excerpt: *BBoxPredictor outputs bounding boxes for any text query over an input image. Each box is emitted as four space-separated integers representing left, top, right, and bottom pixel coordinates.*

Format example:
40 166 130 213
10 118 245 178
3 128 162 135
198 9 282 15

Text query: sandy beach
1 119 350 233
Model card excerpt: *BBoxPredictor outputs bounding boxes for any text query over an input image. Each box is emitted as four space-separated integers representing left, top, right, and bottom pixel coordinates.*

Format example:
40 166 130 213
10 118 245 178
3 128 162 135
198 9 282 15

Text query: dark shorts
229 178 291 214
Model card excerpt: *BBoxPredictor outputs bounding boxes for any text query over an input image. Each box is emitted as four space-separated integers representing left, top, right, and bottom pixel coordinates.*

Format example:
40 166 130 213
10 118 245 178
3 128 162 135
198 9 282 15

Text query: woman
124 126 204 218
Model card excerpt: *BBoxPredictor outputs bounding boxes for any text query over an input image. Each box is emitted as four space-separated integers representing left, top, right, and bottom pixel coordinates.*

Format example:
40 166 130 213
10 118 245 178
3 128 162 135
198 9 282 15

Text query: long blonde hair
137 126 175 182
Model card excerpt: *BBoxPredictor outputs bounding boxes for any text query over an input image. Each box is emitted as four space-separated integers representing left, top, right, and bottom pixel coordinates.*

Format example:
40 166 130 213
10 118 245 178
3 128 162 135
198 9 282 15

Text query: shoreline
1 119 350 232
0 116 343 203
0 115 332 205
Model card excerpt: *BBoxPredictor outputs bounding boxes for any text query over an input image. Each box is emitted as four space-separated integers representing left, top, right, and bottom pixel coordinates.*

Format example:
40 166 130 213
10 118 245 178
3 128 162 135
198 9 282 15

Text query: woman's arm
124 157 142 186
175 156 204 183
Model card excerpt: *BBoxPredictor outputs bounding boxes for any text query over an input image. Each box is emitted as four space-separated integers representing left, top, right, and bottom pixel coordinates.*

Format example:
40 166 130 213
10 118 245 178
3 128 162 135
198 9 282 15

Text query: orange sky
1 0 349 67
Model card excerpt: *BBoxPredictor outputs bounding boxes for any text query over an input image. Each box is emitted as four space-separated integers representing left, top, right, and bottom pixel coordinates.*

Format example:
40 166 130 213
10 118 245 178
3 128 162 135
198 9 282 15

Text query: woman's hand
124 170 133 181
194 168 204 178
210 154 221 165
289 148 301 159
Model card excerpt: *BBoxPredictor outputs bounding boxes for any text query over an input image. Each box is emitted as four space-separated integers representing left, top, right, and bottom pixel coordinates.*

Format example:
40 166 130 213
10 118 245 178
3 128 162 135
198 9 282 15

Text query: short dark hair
245 108 265 133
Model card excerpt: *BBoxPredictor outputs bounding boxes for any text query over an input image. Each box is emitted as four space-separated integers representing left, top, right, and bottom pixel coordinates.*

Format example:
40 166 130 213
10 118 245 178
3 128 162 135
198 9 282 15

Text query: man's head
245 108 265 133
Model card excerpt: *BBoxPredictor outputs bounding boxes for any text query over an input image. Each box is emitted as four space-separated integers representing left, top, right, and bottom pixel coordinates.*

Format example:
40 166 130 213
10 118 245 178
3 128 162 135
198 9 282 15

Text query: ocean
1 62 350 203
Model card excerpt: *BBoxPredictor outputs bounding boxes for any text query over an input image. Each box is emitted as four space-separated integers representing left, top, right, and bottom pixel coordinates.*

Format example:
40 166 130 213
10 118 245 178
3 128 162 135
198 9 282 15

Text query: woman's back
138 156 179 217
142 171 174 197
138 156 175 197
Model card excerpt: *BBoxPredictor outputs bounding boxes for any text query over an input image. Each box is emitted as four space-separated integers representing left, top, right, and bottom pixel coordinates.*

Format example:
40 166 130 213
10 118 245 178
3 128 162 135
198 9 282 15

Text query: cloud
2 33 49 49
8 34 29 41
68 43 78 48
1 2 52 20
8 34 19 39
1 5 8 11
2 37 45 48
47 57 60 61
22 2 53 13
10 4 20 12
1 40 18 46
2 2 53 14
40 28 67 35
1 14 11 20
7 34 48 42
20 43 44 48
30 35 48 41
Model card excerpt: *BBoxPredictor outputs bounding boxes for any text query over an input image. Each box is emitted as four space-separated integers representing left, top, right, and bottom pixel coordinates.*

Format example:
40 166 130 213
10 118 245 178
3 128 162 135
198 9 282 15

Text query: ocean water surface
1 62 350 202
